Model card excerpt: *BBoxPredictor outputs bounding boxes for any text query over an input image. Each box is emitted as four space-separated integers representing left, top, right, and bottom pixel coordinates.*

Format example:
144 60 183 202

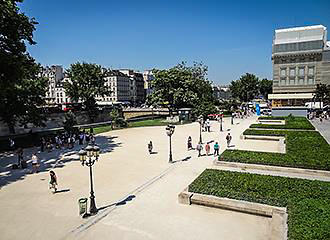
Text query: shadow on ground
0 135 121 189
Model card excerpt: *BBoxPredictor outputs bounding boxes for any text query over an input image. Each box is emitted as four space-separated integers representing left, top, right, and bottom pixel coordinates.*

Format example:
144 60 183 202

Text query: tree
259 78 273 99
110 108 120 129
230 73 259 102
0 0 48 133
64 62 111 122
147 62 217 118
63 111 77 134
315 83 330 105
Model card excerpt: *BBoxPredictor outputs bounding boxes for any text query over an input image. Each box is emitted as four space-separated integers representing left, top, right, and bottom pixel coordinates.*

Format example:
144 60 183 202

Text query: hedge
251 116 315 130
188 169 330 240
220 129 330 170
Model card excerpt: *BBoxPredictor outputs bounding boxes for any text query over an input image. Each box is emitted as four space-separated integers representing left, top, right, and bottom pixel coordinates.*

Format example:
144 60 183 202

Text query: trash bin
78 198 88 216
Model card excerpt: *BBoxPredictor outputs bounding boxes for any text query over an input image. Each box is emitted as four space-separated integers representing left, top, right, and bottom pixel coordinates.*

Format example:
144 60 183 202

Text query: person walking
17 148 23 167
205 142 210 156
9 137 15 151
49 170 58 193
148 141 153 154
40 137 45 152
31 153 39 173
213 142 219 156
206 119 211 132
187 136 192 150
226 133 232 147
196 143 203 157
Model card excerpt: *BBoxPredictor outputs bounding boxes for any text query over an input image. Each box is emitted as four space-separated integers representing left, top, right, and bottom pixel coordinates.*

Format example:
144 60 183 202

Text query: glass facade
273 40 323 53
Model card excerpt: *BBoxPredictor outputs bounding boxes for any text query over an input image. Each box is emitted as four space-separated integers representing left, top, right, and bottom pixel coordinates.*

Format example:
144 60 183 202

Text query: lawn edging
178 188 288 240
213 160 330 178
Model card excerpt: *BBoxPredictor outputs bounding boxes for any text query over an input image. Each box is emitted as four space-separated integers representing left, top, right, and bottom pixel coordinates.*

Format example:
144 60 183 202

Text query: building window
308 66 314 76
289 68 296 77
298 67 305 77
308 77 314 85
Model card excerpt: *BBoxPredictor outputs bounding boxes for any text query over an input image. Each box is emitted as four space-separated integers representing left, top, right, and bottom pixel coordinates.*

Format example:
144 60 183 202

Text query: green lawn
188 169 330 240
250 116 315 130
220 129 330 170
93 118 191 134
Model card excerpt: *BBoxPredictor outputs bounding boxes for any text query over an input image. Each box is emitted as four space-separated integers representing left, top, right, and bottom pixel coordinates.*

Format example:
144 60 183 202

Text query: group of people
308 111 329 122
40 130 95 153
187 132 232 157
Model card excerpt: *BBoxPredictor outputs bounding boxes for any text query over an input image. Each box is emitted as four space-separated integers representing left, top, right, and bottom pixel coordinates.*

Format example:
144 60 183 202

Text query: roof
274 25 326 45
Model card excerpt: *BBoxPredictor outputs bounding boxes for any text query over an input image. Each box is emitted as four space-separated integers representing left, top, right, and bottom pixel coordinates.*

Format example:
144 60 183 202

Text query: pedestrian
31 152 39 173
90 134 95 145
49 170 58 193
206 119 211 132
79 132 84 145
187 136 192 150
196 143 203 157
9 137 15 150
148 141 153 154
40 137 45 152
226 133 232 147
231 113 234 125
17 147 23 167
85 133 90 145
213 142 219 156
205 142 210 156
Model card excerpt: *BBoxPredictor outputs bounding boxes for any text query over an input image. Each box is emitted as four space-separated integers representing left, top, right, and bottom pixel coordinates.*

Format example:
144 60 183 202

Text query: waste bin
78 198 88 216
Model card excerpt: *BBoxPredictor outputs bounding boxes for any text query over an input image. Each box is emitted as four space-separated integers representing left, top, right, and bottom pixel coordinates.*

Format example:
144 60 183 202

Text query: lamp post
219 114 223 132
197 115 203 144
166 125 175 163
78 145 100 215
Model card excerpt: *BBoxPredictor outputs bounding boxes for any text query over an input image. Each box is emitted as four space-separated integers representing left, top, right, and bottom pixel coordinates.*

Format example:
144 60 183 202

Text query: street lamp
197 115 203 144
78 145 100 215
166 125 175 163
219 114 223 132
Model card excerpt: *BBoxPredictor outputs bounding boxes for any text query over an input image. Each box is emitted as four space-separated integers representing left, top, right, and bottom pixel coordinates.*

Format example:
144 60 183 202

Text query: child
49 170 58 193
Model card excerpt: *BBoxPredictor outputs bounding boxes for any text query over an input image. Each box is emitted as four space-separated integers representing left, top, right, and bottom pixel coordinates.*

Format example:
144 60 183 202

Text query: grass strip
220 129 330 171
188 169 330 240
250 116 315 130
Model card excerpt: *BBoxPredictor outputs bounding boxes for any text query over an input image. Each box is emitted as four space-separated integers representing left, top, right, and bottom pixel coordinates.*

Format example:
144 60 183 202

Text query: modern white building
270 25 330 107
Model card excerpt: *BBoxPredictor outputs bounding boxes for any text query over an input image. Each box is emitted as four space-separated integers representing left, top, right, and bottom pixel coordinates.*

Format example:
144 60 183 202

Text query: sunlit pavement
0 116 274 240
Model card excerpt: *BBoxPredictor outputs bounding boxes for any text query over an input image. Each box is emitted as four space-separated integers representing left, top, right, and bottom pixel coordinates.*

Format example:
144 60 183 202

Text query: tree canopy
64 62 111 122
0 0 47 133
229 73 272 102
315 83 330 105
147 62 217 118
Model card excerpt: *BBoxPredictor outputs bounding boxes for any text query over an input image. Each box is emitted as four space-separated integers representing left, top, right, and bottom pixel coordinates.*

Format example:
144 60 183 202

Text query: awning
268 93 314 100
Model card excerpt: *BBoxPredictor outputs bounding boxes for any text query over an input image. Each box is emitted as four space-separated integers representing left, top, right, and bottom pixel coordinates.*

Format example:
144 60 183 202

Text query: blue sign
256 104 260 116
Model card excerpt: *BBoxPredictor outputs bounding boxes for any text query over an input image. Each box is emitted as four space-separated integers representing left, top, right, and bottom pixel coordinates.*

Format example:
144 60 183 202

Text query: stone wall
0 110 113 136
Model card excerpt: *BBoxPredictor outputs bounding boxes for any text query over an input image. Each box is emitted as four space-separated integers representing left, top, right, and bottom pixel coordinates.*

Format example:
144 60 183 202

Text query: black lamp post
197 115 203 144
78 145 100 215
166 125 175 163
219 115 223 132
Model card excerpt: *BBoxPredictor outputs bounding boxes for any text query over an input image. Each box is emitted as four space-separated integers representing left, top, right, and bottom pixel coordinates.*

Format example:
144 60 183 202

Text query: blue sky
20 0 330 84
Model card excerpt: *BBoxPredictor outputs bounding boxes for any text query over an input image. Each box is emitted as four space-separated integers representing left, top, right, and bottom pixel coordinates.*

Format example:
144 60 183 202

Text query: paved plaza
310 117 330 144
1 116 285 240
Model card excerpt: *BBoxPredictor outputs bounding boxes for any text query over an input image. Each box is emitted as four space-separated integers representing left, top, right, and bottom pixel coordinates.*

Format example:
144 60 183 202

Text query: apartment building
143 70 154 97
41 65 64 104
96 70 130 103
119 69 145 105
269 25 330 107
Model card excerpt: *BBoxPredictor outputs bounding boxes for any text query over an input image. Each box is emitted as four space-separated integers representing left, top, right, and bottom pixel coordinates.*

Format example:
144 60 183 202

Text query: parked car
261 109 272 116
